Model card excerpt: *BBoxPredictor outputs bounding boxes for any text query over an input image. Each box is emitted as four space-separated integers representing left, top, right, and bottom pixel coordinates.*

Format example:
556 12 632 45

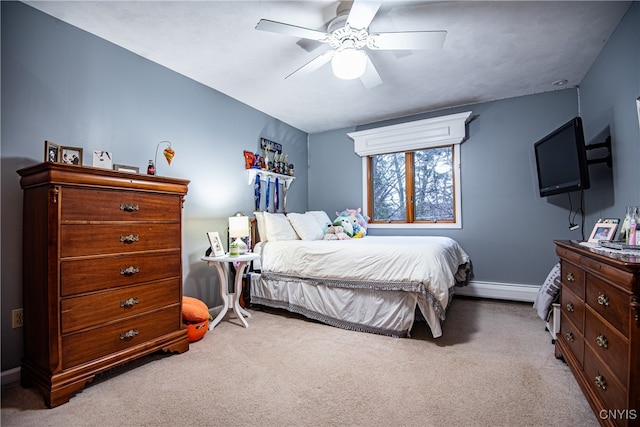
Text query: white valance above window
348 111 472 156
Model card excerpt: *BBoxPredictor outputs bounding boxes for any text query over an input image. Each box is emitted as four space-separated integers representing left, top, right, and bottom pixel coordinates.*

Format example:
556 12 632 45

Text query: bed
249 211 471 338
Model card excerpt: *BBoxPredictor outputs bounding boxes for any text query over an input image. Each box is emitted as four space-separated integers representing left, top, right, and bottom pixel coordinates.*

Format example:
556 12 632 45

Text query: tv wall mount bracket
586 136 612 168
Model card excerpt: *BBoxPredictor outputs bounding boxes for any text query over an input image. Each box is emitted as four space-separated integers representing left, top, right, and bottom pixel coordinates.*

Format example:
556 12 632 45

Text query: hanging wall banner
274 177 279 212
282 184 287 213
265 176 271 212
254 173 261 211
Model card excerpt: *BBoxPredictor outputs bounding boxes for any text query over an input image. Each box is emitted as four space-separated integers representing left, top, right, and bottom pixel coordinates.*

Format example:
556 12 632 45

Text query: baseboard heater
455 280 539 303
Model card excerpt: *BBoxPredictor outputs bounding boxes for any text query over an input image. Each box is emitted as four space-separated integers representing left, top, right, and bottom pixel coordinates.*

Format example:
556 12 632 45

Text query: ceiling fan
255 0 447 89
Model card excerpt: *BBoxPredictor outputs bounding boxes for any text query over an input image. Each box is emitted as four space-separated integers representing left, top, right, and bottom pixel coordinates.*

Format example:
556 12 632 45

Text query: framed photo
207 231 225 257
588 222 618 243
93 151 112 169
44 140 60 162
61 146 83 165
113 164 139 174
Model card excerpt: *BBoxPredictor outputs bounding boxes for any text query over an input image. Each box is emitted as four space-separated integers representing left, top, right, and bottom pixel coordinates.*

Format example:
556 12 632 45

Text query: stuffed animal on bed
323 224 351 240
336 208 369 238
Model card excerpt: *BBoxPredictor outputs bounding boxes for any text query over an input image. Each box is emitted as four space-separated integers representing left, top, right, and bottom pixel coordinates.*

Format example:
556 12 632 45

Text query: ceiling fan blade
346 0 382 30
296 38 324 53
369 31 447 50
286 50 335 80
359 55 383 90
256 19 329 42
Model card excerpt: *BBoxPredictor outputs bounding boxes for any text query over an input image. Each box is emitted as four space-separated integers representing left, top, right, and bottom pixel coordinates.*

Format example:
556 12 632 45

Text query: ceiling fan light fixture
331 48 367 80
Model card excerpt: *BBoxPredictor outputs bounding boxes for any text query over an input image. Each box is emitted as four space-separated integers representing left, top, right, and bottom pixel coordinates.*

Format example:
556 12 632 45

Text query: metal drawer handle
120 266 140 275
596 334 608 349
566 302 574 312
632 299 640 324
594 375 607 390
120 297 139 308
564 332 574 342
120 234 139 244
119 329 139 340
120 203 139 212
597 293 610 307
566 272 575 282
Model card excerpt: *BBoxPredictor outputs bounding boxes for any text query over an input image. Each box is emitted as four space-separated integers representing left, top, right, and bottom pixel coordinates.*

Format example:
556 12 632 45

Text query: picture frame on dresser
44 140 60 162
61 146 83 165
92 151 112 169
113 164 139 174
588 221 618 242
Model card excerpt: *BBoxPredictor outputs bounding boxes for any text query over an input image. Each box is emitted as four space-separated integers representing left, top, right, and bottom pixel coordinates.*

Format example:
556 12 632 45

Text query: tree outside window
369 146 455 224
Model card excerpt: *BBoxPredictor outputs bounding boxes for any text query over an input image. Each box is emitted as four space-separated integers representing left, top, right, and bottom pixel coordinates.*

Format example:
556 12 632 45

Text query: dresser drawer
586 275 629 337
61 251 180 296
61 279 181 333
585 306 629 388
61 305 181 369
61 188 182 222
60 223 181 258
584 347 627 414
561 260 585 299
561 286 584 332
559 315 584 366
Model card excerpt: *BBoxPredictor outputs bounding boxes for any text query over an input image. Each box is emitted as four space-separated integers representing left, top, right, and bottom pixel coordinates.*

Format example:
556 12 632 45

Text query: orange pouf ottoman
182 296 211 342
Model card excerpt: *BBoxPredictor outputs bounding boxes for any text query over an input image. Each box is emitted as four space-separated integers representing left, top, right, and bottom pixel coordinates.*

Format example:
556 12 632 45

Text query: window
369 146 455 223
348 111 471 229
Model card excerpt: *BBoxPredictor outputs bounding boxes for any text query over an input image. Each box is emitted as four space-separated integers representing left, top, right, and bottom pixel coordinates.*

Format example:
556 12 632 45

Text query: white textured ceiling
25 1 631 133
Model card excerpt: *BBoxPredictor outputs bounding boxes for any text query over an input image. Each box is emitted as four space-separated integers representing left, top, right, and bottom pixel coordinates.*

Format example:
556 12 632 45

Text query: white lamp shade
228 215 250 238
331 48 367 80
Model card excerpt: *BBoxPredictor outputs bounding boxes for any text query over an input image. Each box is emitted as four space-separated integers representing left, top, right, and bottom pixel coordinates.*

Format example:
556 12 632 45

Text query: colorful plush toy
323 224 351 240
336 208 369 238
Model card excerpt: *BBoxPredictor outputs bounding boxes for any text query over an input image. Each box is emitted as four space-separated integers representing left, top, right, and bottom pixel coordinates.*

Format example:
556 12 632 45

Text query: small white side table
201 253 259 330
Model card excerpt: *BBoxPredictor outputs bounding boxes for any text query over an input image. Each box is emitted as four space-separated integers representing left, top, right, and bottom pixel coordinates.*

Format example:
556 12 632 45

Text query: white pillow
264 212 299 242
254 211 268 243
288 212 325 241
305 210 332 232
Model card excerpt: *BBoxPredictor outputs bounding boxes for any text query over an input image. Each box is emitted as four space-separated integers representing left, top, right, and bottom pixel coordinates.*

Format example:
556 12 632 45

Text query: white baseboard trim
1 367 20 386
455 280 539 303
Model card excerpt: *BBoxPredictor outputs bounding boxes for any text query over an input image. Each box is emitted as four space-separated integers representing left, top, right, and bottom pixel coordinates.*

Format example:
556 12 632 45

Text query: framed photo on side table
588 221 618 243
207 231 225 257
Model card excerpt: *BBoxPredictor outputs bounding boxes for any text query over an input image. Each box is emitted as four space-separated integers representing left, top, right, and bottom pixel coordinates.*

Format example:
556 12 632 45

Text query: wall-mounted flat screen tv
534 117 590 197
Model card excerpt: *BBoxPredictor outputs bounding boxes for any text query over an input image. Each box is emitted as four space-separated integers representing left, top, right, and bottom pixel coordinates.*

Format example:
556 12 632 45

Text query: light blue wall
579 1 640 216
309 2 639 289
1 2 308 371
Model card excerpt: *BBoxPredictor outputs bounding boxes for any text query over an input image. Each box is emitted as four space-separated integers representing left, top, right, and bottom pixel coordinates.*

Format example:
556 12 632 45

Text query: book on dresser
17 162 191 408
554 240 639 427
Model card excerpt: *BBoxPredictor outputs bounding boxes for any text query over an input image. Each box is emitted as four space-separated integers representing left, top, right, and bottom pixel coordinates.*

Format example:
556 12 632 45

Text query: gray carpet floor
2 297 598 426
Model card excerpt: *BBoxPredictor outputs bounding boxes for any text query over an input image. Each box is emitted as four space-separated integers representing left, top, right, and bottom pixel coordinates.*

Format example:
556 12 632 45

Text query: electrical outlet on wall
12 308 23 328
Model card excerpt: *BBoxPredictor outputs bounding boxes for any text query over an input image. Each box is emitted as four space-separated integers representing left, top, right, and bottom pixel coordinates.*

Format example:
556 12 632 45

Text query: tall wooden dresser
18 163 190 408
554 240 639 426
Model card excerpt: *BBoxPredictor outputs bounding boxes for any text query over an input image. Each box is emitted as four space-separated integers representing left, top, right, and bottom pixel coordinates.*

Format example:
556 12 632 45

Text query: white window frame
348 111 472 229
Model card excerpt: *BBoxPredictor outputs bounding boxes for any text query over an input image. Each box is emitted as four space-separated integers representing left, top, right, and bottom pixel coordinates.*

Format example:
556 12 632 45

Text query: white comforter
257 236 470 314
